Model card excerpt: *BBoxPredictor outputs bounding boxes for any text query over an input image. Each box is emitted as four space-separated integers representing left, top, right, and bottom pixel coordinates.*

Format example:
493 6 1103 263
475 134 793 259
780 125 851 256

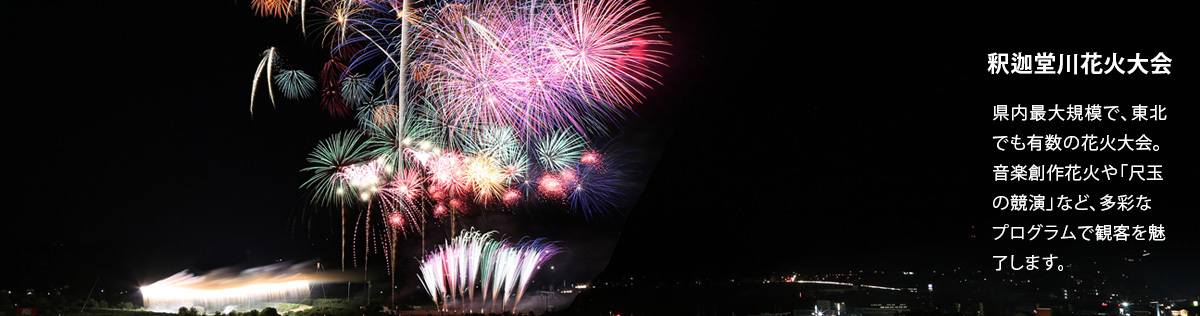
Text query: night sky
4 1 1197 300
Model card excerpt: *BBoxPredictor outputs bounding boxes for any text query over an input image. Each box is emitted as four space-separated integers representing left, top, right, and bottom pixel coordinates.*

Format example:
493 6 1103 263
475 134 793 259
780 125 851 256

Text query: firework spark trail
417 229 563 312
446 246 459 301
336 1 412 92
301 130 388 271
300 0 307 35
356 101 400 134
479 234 500 304
421 2 532 133
349 196 404 271
513 238 559 313
464 127 521 163
250 47 278 116
332 152 444 271
464 230 483 305
404 99 482 153
319 59 353 118
418 253 445 306
313 0 366 49
494 245 519 310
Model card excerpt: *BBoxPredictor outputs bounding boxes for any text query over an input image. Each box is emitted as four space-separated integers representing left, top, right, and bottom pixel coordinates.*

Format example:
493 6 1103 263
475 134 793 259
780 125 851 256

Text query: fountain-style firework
247 0 668 306
418 228 564 313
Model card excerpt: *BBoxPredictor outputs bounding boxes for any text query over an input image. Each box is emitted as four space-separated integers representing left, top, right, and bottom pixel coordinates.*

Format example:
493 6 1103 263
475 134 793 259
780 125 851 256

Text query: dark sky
3 0 1197 299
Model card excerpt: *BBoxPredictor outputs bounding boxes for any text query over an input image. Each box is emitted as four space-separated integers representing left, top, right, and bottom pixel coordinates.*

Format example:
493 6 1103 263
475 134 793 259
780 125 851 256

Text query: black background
3 0 1196 300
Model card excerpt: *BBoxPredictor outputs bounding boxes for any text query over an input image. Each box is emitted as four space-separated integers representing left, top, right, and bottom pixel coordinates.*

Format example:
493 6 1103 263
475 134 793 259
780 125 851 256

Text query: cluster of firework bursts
307 128 631 234
246 0 668 308
251 0 667 126
418 229 563 313
252 0 668 239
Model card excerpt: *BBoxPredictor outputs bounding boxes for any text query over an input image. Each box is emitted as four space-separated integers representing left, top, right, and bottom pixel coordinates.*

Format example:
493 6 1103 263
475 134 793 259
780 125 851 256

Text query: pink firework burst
417 0 670 136
424 2 534 131
334 158 387 198
558 169 577 184
580 151 601 165
502 189 521 205
537 172 567 199
542 0 671 108
388 212 405 228
381 169 424 202
426 151 470 199
434 203 450 219
449 198 467 211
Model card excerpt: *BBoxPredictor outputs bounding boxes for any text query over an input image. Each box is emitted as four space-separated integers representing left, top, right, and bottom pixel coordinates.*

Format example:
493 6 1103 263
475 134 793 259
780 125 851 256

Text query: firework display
245 0 669 308
418 229 564 312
